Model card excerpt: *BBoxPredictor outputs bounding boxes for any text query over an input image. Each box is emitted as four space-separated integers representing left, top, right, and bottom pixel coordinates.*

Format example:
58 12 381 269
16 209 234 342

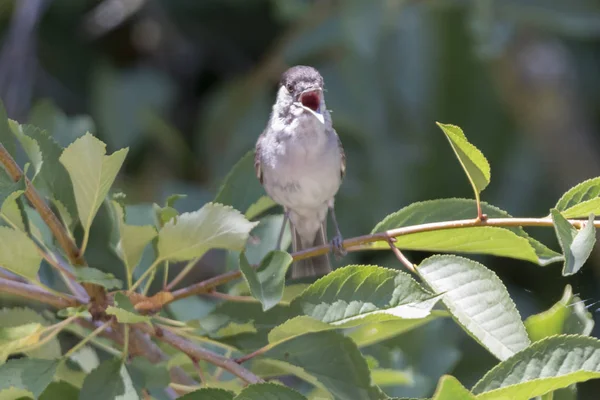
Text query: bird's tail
290 221 331 279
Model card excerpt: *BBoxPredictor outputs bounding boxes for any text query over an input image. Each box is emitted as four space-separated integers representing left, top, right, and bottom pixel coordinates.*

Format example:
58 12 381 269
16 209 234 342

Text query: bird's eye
286 83 294 92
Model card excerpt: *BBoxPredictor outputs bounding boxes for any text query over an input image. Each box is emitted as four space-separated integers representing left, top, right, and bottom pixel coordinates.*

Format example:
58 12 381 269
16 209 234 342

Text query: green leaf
179 388 234 400
417 255 530 361
126 357 170 392
371 369 413 387
265 331 385 400
59 133 128 252
240 251 293 311
436 123 490 195
0 226 42 280
551 209 596 276
0 358 59 397
106 293 150 324
112 201 157 282
235 383 306 399
431 375 475 400
79 358 139 400
292 265 440 325
153 194 186 227
74 266 123 290
157 202 258 262
214 150 276 220
525 285 594 341
40 381 79 400
251 359 328 394
11 124 78 226
371 198 561 266
0 168 27 231
0 101 15 156
556 177 600 218
473 335 600 399
0 308 61 362
0 323 44 362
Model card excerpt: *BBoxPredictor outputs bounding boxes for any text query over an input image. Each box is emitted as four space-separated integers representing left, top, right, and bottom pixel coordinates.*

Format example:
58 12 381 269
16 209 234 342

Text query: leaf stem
204 291 260 303
122 325 130 361
63 319 113 359
129 258 163 293
234 344 273 364
165 257 200 291
385 236 416 273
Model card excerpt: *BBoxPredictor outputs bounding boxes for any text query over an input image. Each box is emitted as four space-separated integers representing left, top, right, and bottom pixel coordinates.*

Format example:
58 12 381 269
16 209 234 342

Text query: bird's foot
331 234 347 259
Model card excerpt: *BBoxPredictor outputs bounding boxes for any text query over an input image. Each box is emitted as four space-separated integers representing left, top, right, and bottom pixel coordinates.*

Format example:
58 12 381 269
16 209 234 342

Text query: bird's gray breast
260 117 342 212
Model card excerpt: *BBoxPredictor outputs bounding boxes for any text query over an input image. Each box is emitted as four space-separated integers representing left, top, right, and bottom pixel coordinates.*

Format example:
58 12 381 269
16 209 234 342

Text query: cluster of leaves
0 99 599 400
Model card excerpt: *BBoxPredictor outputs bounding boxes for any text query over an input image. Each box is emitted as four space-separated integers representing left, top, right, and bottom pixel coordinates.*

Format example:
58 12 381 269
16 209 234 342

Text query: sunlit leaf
240 250 293 311
0 323 44 363
59 132 128 252
0 308 61 361
525 284 594 341
551 209 596 276
370 369 413 387
473 335 600 399
371 198 562 265
106 293 150 324
436 123 490 195
556 177 600 218
0 226 42 280
431 375 475 400
417 255 530 361
157 202 257 262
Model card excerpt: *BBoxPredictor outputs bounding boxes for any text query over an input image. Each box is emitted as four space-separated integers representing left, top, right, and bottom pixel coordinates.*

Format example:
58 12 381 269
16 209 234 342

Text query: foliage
0 98 598 399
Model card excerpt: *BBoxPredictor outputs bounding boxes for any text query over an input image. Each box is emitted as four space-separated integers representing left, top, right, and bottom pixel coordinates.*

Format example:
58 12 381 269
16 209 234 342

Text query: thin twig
190 357 206 385
169 216 596 304
0 277 78 308
63 319 113 358
235 345 272 365
204 291 259 303
165 257 199 291
137 324 263 385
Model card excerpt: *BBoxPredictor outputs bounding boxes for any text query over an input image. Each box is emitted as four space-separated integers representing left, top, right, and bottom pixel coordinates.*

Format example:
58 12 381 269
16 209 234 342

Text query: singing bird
254 65 346 278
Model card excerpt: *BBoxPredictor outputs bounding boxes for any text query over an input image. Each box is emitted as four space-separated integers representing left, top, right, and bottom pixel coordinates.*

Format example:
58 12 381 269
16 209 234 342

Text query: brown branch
169 216 595 304
0 143 106 313
137 324 263 385
0 277 78 308
386 236 416 273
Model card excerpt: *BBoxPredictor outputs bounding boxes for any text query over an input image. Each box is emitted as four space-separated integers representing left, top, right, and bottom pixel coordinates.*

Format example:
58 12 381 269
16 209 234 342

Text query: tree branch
0 277 78 308
137 324 263 385
169 216 595 304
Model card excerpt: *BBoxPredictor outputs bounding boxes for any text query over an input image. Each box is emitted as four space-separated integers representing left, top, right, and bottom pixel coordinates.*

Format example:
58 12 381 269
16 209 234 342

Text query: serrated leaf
74 266 123 290
556 177 600 218
0 226 42 280
106 293 150 324
417 255 530 361
551 210 596 276
0 358 59 397
0 101 15 156
157 202 258 262
265 331 384 400
214 150 276 219
59 133 128 252
292 265 440 326
0 308 61 361
371 198 562 265
10 123 78 226
0 168 26 231
431 375 475 400
525 285 594 341
235 382 306 399
240 250 293 311
179 388 234 400
79 358 139 400
112 201 156 282
0 323 44 363
57 306 91 319
436 123 490 195
473 335 600 399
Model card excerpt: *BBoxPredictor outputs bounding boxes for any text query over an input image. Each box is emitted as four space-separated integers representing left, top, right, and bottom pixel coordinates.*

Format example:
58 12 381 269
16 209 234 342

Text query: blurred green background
2 0 600 397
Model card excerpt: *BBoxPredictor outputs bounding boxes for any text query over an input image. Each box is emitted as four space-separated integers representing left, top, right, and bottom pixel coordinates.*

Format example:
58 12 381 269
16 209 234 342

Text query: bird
254 65 346 278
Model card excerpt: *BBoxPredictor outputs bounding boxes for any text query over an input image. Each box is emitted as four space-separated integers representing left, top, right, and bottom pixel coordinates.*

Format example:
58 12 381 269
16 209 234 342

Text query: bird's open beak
299 88 324 124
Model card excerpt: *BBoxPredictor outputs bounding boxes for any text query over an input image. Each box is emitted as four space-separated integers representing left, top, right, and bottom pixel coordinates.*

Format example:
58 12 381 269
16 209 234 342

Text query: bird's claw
331 234 347 259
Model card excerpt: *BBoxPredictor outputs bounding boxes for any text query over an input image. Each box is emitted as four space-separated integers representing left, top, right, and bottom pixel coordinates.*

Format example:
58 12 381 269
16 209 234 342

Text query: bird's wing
254 137 263 185
336 129 346 179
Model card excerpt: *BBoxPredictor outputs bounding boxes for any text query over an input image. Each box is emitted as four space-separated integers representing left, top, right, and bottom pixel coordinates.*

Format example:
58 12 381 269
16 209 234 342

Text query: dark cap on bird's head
280 65 324 112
